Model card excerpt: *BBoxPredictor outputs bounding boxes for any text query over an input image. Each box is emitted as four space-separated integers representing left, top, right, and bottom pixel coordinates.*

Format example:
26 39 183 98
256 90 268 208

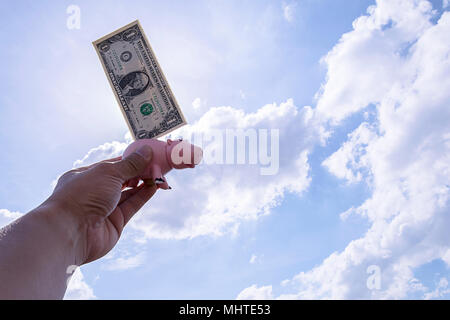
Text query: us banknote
93 20 186 139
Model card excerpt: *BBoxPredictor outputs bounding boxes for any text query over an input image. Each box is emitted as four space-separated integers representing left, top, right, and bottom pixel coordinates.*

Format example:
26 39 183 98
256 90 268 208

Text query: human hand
46 145 157 265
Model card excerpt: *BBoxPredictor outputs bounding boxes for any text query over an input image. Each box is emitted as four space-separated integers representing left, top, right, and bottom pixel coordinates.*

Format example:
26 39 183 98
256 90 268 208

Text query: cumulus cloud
240 0 450 299
75 99 317 240
424 278 450 299
186 97 209 121
322 122 376 183
102 252 146 271
192 97 205 111
64 268 96 300
315 0 435 125
73 140 129 168
0 209 22 228
236 284 274 300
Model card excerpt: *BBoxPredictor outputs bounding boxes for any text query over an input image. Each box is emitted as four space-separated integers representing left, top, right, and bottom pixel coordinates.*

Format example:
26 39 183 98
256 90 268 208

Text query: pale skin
0 145 157 299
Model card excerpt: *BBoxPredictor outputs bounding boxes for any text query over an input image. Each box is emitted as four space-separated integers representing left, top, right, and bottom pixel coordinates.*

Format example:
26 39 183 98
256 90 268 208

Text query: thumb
114 145 153 181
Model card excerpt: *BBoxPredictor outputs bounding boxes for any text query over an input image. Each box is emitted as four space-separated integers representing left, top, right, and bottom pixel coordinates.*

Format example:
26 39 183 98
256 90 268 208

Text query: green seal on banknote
140 103 153 116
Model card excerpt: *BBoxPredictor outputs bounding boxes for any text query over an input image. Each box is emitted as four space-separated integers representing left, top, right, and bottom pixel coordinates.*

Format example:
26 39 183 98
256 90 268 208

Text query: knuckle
124 155 142 173
58 169 79 182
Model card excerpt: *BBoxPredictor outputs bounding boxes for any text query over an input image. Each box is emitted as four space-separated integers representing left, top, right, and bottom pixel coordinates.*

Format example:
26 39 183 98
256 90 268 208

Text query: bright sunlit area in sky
0 0 449 299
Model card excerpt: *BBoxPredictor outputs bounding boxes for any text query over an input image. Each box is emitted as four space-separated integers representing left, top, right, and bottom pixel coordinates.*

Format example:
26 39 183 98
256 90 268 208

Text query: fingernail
136 145 152 161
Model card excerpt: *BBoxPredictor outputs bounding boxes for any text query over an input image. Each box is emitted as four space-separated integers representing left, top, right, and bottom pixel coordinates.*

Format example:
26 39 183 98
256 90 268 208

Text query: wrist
34 198 87 266
0 202 86 299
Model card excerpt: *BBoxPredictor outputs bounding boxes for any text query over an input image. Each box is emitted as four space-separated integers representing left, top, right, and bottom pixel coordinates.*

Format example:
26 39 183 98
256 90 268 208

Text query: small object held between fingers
122 138 203 191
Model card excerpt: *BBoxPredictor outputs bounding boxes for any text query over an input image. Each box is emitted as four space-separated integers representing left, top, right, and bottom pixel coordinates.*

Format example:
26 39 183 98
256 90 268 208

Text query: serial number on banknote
93 20 186 139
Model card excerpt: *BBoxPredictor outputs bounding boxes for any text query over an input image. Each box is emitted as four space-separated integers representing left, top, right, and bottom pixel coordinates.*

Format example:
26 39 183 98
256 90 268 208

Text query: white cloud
249 254 264 264
424 277 450 299
282 2 296 23
102 252 145 271
64 268 96 300
249 254 258 264
241 0 450 299
75 99 318 240
73 140 128 168
0 209 22 228
322 122 376 183
236 284 274 300
442 249 450 267
188 97 209 121
315 0 434 125
192 97 204 110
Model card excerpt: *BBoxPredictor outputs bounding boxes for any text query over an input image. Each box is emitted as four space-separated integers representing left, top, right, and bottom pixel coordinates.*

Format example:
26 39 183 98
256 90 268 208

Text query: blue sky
1 0 450 299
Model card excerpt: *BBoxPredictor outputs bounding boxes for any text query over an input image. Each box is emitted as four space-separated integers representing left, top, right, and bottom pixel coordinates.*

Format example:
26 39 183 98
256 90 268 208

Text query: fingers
122 177 140 190
112 145 153 181
118 183 145 204
118 184 158 225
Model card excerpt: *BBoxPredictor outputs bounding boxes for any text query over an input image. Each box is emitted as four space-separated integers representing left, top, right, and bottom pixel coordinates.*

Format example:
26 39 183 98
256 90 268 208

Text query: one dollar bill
93 20 186 140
